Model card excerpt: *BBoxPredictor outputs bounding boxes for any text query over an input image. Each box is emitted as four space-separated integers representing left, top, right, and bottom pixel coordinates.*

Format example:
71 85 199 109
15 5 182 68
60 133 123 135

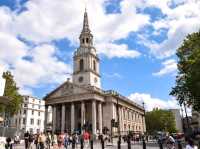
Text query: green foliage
170 31 200 111
145 109 177 134
2 71 22 115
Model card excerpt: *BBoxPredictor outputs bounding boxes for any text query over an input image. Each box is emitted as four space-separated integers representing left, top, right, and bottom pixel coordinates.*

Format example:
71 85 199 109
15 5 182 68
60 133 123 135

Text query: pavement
11 142 166 149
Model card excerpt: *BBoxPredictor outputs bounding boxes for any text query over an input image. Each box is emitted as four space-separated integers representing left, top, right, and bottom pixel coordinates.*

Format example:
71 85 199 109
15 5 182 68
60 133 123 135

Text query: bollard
101 138 105 149
90 139 93 149
142 137 146 149
127 136 131 149
80 137 84 149
118 140 121 149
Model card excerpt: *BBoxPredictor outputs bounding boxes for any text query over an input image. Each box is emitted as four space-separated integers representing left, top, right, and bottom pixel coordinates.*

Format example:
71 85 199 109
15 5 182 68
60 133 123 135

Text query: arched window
80 59 84 71
82 39 84 44
93 60 96 71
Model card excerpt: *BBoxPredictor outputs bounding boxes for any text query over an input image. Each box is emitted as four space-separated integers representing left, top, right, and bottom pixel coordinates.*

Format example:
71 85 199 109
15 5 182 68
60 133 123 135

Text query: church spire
82 9 90 33
79 9 93 47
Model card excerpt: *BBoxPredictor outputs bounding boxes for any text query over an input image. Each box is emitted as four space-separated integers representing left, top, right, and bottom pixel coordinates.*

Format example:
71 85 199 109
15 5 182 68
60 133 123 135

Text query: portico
45 98 103 135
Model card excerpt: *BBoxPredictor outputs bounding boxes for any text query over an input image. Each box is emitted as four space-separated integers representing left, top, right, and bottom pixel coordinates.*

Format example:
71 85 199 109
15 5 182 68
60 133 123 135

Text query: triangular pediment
44 81 90 99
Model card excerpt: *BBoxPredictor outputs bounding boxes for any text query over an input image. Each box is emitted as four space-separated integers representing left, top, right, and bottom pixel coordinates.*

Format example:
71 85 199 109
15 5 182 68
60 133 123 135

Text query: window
32 104 34 108
93 60 96 71
80 59 84 71
15 119 17 125
37 120 41 126
32 110 34 115
24 104 27 107
38 112 40 116
82 39 84 44
23 110 26 115
23 118 26 125
86 38 89 43
30 118 34 125
38 105 41 109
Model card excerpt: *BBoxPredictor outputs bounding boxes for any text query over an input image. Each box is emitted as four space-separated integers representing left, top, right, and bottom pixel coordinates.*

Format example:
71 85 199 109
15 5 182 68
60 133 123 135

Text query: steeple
82 8 90 33
79 9 93 47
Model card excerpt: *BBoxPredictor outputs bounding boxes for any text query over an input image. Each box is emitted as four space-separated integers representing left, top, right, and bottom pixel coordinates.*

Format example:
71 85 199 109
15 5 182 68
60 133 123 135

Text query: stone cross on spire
79 9 93 47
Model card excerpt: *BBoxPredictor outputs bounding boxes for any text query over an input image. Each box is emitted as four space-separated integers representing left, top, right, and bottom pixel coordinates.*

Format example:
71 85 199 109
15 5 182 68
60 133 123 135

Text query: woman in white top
186 139 198 149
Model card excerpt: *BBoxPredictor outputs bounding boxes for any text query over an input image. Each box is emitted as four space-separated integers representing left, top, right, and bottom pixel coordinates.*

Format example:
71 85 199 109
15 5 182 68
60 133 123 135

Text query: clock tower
73 10 101 88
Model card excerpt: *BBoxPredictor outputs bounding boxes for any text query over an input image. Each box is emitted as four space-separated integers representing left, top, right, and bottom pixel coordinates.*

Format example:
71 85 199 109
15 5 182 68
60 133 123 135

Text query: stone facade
10 96 45 134
44 10 146 136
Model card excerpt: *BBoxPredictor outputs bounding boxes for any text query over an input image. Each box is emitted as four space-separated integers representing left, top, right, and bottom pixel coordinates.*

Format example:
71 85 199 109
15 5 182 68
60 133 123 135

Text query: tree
170 31 200 111
145 109 177 134
2 71 22 115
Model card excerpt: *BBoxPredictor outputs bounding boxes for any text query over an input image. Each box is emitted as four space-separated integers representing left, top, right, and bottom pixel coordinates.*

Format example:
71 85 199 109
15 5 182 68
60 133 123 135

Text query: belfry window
93 60 96 71
80 59 84 71
86 38 89 43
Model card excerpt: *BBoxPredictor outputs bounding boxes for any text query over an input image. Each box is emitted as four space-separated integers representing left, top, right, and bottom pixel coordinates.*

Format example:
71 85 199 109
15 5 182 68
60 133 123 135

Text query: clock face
79 76 83 82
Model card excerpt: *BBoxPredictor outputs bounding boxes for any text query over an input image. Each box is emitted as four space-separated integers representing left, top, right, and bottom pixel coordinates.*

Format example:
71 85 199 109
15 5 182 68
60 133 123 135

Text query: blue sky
0 0 200 111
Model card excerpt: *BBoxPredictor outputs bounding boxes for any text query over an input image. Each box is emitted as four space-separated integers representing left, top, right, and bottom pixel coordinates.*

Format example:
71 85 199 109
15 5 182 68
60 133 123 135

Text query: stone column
121 108 124 134
98 102 102 134
44 105 48 132
92 100 97 135
52 105 56 133
143 115 146 133
71 103 75 133
81 102 85 130
61 104 66 133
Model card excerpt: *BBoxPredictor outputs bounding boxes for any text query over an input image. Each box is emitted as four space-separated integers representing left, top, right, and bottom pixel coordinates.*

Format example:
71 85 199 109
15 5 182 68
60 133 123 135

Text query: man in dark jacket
24 131 29 149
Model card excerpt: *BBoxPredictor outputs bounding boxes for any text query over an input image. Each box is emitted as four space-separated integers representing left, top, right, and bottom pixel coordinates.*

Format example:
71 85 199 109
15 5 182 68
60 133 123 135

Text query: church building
44 10 146 136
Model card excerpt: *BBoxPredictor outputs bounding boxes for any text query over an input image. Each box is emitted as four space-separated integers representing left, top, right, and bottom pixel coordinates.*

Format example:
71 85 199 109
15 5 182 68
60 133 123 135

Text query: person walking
83 131 90 148
38 132 46 149
46 132 52 149
186 139 198 149
28 132 34 149
64 133 69 149
5 137 12 149
24 131 30 149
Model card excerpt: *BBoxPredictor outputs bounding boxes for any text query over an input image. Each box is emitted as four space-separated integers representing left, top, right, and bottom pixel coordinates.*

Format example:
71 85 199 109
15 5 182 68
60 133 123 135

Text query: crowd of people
23 131 91 149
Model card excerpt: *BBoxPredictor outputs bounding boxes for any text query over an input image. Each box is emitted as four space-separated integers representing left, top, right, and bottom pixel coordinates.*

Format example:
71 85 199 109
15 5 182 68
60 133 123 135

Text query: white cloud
0 0 151 96
97 43 141 59
129 92 179 111
144 0 200 59
153 59 177 76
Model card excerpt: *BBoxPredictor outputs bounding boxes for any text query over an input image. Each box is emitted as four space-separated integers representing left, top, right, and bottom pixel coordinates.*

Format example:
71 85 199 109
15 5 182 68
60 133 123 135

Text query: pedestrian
28 132 34 149
24 131 29 149
58 133 63 148
186 139 198 149
34 133 39 149
166 133 175 149
52 133 58 148
46 132 52 149
83 131 90 148
38 132 46 149
72 133 76 149
5 137 12 149
64 133 69 149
